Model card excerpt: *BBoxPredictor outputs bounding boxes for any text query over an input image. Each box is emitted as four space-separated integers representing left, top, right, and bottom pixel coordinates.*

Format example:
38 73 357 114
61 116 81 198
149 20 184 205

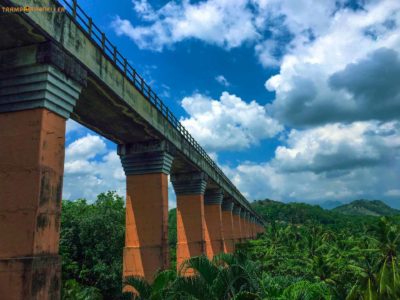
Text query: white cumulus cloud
112 0 259 51
223 121 400 204
180 91 283 152
63 133 125 201
215 75 230 87
265 0 400 126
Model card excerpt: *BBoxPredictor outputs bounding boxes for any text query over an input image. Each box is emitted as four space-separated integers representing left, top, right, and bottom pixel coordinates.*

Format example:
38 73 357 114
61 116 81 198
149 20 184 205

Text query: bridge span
0 0 265 298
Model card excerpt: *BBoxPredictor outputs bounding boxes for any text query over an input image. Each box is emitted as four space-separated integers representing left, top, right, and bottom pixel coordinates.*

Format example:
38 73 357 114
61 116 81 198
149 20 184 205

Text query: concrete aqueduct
0 0 265 298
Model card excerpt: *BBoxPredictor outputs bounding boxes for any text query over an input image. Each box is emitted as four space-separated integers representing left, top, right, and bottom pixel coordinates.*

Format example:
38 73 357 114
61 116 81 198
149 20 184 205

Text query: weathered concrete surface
0 0 260 219
0 108 65 299
0 256 60 300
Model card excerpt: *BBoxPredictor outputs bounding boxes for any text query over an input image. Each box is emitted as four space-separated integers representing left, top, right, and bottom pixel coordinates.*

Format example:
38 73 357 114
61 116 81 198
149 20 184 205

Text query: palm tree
123 270 176 300
281 280 332 300
346 217 400 299
123 253 261 300
173 253 261 299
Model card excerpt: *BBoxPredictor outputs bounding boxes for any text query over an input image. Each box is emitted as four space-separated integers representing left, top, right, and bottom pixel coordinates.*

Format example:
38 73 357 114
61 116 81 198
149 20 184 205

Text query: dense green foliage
241 218 400 299
252 199 342 225
168 208 177 270
61 194 400 299
333 199 400 216
124 253 262 299
60 192 125 299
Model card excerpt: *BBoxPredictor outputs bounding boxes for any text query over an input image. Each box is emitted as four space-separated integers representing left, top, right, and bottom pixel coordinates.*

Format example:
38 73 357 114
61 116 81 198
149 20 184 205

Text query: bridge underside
0 1 265 299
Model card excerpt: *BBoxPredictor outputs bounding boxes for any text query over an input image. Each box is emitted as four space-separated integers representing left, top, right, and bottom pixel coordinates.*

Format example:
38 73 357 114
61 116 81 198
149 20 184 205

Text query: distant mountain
332 200 400 216
252 198 400 226
252 199 342 225
318 200 344 210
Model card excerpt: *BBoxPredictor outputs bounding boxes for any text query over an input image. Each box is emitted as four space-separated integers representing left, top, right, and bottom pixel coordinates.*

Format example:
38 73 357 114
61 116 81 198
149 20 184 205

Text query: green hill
252 198 399 226
251 199 342 225
333 199 400 216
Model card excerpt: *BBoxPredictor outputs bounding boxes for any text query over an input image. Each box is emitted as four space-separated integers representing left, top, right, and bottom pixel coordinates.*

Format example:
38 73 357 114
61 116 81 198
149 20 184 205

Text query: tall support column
221 198 235 253
258 222 264 234
240 210 247 241
171 172 207 275
232 205 242 244
118 141 174 283
246 212 251 239
204 188 224 259
0 43 85 300
251 217 256 238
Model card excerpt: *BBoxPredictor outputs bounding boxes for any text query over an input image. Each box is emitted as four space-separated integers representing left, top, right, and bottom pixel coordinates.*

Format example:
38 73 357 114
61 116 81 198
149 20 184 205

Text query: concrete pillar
0 43 85 300
258 222 264 234
204 188 224 259
221 198 235 253
232 205 242 244
240 210 247 240
118 141 174 283
243 212 248 240
251 217 256 238
245 212 251 239
171 172 207 274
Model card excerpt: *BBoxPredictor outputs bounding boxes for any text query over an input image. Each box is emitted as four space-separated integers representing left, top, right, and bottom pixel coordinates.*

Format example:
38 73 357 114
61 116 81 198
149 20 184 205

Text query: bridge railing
57 0 258 217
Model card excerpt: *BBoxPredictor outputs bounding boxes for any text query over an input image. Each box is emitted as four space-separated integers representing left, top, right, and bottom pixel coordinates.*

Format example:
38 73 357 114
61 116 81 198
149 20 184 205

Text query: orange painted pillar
242 212 248 240
245 212 252 239
258 223 264 234
251 218 256 238
240 210 247 241
232 205 242 244
171 172 207 275
221 198 235 253
118 141 174 283
204 189 224 259
0 57 84 299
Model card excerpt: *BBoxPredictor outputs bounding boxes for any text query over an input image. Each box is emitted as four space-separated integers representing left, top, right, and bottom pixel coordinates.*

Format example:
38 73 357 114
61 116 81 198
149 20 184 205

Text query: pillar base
205 240 224 259
177 241 204 275
223 239 235 254
123 245 168 283
0 255 60 300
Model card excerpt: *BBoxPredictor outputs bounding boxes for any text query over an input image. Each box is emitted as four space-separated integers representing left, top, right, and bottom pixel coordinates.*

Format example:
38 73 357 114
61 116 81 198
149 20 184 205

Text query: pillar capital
232 204 242 216
0 42 86 119
221 197 234 211
171 171 208 196
246 212 251 221
118 140 175 175
36 42 87 86
204 188 223 205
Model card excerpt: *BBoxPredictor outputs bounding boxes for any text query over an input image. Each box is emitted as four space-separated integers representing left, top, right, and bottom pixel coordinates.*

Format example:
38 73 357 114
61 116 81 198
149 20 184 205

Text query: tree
60 192 125 299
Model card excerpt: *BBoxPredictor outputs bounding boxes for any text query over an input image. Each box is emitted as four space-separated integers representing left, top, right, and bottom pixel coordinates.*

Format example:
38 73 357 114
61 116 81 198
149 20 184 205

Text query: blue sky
64 0 400 208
